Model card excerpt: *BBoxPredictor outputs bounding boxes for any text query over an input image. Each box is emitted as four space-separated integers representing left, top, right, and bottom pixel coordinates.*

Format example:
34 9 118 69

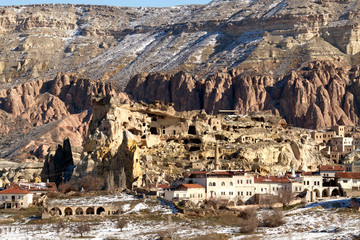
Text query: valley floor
0 194 359 240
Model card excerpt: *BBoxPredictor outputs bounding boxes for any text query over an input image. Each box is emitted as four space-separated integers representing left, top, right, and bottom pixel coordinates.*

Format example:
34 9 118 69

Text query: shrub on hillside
238 207 258 233
78 175 105 192
260 209 285 227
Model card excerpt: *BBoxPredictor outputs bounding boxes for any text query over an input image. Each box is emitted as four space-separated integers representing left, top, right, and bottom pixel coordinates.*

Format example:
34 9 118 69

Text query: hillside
2 0 360 162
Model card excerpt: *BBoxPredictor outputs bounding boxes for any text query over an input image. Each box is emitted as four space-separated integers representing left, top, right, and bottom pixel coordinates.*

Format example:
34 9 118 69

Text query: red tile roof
180 184 205 189
254 176 291 183
320 165 345 172
0 184 32 194
337 172 360 179
156 184 170 189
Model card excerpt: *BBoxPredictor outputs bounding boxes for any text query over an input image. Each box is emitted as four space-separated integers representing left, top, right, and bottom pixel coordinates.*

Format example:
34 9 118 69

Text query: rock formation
0 1 359 87
126 61 360 129
0 72 123 162
77 95 328 188
41 138 75 186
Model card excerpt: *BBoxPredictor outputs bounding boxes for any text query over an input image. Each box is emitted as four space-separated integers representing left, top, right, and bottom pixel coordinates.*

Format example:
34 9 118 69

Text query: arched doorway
64 207 73 216
86 207 94 215
75 207 84 215
96 207 105 215
314 189 320 198
50 207 62 216
322 189 329 197
331 188 339 197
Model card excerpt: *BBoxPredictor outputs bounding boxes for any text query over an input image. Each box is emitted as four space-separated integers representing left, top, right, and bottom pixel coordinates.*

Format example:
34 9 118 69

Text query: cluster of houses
159 164 360 204
311 125 360 163
0 181 56 209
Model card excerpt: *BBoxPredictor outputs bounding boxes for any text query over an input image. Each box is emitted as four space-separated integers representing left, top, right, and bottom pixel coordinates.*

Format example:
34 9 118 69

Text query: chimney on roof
332 165 334 169
291 168 295 177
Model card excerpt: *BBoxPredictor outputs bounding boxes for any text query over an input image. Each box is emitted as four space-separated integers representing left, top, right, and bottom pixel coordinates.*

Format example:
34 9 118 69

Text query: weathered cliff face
0 72 120 162
1 0 360 88
41 138 74 186
126 61 360 129
76 95 327 189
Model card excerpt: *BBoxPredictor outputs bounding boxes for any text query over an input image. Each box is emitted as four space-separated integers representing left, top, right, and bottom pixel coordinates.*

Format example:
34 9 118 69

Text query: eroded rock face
0 72 119 162
113 130 142 189
126 61 360 129
1 1 360 88
78 95 327 189
41 138 74 186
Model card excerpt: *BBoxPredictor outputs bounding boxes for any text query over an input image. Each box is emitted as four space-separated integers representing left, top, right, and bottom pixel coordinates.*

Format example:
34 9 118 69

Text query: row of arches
305 188 340 200
50 207 106 217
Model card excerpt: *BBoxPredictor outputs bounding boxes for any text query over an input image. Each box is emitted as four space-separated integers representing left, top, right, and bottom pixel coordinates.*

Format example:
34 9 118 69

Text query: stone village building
162 164 360 204
0 184 33 209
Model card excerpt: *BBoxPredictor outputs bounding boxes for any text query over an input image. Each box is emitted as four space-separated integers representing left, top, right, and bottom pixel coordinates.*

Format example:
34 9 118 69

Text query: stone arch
86 207 94 215
331 188 339 197
322 189 329 197
314 189 320 198
64 207 73 216
50 207 62 216
96 207 105 215
221 182 225 186
75 207 84 215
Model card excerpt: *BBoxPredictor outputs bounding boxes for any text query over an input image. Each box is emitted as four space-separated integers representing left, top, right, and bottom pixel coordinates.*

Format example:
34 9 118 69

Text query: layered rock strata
126 61 360 129
78 95 328 188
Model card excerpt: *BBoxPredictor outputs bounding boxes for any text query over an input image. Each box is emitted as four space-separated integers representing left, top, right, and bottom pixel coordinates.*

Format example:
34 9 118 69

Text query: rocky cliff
75 95 327 188
0 72 123 162
0 0 360 88
2 0 360 165
126 61 360 129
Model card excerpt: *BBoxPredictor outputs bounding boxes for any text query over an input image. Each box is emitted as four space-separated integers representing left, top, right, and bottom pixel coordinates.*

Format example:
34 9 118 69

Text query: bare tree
54 220 65 234
238 207 258 233
73 222 91 237
58 182 77 194
78 175 105 192
116 218 127 232
277 189 295 208
260 209 285 227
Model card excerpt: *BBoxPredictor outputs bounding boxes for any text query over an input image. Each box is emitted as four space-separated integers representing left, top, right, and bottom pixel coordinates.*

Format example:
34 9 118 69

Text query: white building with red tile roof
0 184 33 209
336 172 360 190
254 176 303 195
319 165 346 178
164 183 205 203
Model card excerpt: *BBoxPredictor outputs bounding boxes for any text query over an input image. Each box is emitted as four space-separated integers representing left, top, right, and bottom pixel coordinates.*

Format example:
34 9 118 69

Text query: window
176 194 179 197
240 180 243 184
209 182 213 186
249 192 252 195
237 180 240 184
221 182 225 186
353 180 357 184
249 180 252 184
295 187 298 191
261 188 263 192
213 182 216 186
229 192 233 195
238 192 240 196
299 187 301 191
246 180 249 184
230 182 233 186
183 194 186 197
221 192 225 196
343 180 348 183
